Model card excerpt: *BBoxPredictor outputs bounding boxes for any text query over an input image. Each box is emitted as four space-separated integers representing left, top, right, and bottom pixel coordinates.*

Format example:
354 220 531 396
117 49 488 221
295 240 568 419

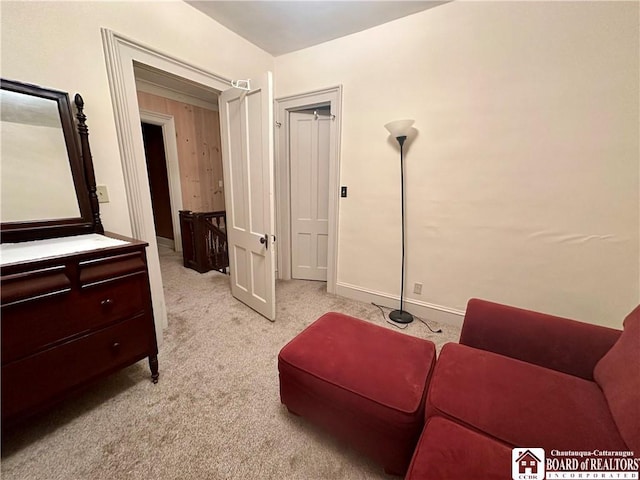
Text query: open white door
219 72 276 321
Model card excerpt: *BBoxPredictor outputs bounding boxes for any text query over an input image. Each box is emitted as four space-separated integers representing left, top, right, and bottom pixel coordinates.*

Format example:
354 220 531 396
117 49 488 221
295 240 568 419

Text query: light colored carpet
1 248 460 479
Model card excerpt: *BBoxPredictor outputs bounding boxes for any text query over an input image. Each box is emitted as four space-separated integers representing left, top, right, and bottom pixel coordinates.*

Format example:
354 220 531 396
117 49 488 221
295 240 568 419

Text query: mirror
0 79 102 243
1 88 81 221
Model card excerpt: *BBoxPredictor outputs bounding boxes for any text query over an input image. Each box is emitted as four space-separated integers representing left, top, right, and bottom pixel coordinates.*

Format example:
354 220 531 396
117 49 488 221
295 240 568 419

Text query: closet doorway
275 86 343 294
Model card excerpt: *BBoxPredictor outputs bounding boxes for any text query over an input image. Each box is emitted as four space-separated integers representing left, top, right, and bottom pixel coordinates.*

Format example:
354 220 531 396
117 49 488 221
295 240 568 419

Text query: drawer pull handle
101 298 114 308
112 342 121 350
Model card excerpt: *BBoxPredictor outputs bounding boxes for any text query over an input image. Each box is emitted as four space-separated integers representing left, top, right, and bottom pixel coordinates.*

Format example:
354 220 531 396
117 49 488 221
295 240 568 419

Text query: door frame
139 110 183 252
102 29 235 340
275 86 342 294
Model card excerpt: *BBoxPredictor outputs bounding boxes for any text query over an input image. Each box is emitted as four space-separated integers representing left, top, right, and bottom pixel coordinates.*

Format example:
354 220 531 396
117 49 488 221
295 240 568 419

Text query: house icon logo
512 448 545 480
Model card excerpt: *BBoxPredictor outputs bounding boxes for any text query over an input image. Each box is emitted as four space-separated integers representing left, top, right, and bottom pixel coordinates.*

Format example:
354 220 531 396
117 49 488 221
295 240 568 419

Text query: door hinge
230 79 251 91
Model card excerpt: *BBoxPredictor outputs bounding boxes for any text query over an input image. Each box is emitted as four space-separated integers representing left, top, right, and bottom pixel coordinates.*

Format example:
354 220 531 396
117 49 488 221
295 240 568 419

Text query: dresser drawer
1 273 148 364
1 266 71 305
76 272 148 329
79 251 146 285
1 313 154 422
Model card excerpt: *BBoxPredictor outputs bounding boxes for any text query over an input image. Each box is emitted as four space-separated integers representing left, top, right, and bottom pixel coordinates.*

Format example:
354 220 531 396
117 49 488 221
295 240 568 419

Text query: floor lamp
385 119 415 324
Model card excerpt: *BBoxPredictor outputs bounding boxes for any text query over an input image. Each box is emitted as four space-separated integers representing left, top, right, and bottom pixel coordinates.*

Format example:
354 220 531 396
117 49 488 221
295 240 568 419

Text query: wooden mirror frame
1 79 103 243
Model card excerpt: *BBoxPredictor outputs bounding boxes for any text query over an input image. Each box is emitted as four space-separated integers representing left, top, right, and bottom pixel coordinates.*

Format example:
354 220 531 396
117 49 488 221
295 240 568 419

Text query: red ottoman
278 312 436 475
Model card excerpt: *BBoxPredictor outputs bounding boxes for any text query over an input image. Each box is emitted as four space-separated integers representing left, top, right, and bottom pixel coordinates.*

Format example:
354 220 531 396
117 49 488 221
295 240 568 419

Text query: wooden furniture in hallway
179 210 229 274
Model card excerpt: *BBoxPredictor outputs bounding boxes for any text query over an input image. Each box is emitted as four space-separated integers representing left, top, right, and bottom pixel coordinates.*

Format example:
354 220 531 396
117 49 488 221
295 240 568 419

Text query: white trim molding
139 109 184 252
335 281 465 328
101 28 235 341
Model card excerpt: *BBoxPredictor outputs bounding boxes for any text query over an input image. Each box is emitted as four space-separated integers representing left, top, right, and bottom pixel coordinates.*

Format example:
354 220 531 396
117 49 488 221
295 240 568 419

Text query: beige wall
275 1 639 327
2 1 638 328
137 91 225 212
1 0 273 236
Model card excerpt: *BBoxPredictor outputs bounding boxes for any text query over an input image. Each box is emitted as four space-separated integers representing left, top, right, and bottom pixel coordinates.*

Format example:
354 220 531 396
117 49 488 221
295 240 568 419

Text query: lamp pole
389 134 413 324
384 119 415 324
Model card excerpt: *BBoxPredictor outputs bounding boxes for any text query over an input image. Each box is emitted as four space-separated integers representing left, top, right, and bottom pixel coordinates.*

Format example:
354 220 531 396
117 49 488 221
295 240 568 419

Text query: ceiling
185 1 447 56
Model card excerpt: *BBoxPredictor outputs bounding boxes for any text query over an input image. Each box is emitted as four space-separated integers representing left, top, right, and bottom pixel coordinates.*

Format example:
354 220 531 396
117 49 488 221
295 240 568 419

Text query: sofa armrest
459 298 621 380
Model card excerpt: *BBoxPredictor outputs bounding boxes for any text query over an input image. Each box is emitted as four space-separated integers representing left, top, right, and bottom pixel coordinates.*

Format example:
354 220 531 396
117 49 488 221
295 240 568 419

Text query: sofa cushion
406 416 512 480
460 298 621 380
594 305 640 453
427 342 628 451
460 298 621 381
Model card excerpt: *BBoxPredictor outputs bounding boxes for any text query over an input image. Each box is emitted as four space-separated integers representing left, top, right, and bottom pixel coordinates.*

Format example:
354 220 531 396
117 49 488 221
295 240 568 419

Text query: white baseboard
335 281 465 328
156 236 175 250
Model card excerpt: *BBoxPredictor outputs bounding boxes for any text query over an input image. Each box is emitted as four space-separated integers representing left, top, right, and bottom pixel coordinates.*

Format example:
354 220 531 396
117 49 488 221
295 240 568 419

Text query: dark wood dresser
1 80 159 428
1 233 159 426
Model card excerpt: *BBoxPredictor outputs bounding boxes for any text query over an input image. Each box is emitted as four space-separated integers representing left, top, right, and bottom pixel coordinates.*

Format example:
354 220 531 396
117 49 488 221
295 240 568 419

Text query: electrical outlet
96 185 110 203
413 282 423 295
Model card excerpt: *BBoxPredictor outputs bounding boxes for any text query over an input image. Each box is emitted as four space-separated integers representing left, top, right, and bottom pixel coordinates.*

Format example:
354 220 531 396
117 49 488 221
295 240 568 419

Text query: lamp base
388 310 414 324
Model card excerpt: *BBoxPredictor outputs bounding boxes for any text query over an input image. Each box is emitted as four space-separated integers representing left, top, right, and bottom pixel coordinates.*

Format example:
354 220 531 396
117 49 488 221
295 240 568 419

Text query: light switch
96 185 110 203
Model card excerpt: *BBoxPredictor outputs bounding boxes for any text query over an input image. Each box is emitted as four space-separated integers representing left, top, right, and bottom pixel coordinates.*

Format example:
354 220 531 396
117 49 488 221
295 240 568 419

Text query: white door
219 72 276 320
290 111 331 281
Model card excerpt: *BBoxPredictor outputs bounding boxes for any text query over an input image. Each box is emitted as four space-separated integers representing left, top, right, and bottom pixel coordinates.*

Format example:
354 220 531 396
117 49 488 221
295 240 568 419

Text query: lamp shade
384 119 414 138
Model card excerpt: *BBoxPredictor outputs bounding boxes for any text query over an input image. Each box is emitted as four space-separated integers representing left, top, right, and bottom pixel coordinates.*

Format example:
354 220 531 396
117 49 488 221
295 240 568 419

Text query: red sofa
406 299 640 479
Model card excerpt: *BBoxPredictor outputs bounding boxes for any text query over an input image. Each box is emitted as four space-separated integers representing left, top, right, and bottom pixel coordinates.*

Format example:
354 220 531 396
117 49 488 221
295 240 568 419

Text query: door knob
259 233 268 249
